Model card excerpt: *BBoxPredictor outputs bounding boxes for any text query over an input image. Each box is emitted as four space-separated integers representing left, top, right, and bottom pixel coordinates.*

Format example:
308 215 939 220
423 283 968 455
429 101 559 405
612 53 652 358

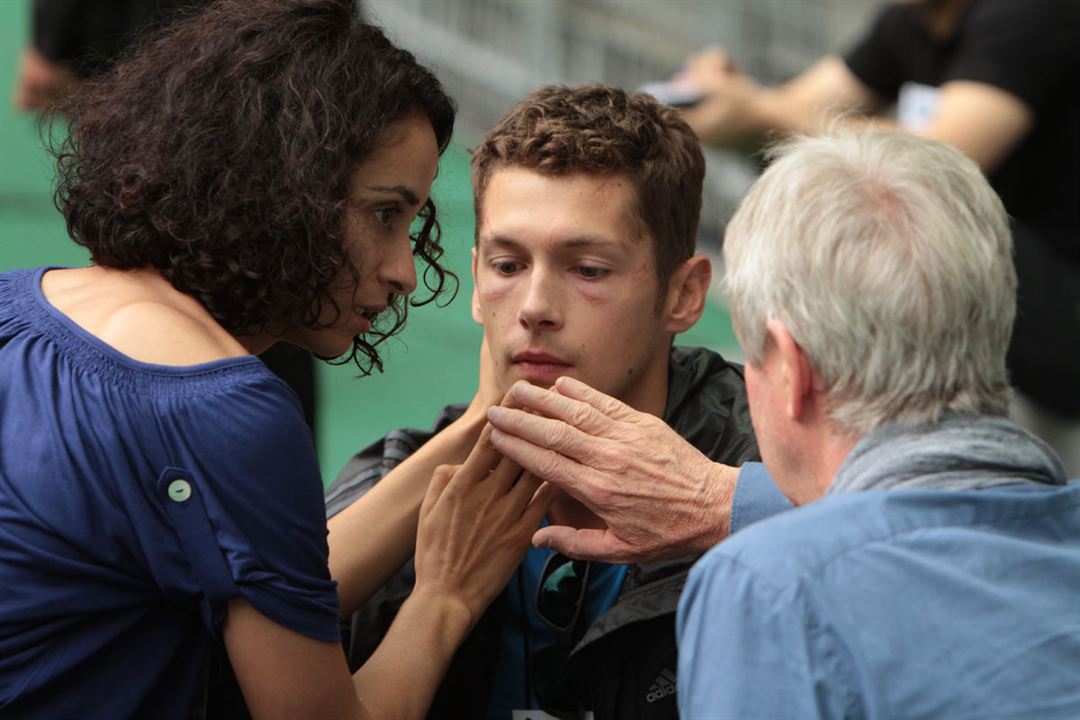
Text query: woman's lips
353 305 385 333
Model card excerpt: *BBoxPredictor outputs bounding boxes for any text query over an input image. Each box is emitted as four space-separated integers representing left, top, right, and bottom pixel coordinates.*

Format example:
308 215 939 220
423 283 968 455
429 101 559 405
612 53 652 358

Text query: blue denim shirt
678 480 1080 719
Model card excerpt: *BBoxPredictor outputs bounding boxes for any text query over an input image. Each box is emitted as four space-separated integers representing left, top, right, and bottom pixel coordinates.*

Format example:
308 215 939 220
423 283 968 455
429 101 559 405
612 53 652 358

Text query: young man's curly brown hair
51 0 456 373
471 83 705 288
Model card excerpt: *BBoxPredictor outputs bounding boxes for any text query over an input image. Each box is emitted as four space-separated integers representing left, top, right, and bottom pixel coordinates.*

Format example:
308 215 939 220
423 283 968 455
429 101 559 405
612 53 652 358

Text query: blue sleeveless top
0 267 339 718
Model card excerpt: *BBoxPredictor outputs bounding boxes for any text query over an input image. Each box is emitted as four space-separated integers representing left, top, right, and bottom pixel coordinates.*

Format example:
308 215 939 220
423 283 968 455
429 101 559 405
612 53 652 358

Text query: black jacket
327 346 759 719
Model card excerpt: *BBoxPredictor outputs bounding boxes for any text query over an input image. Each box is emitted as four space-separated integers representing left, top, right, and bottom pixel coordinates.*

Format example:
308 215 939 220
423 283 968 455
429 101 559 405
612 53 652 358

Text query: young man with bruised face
325 84 766 720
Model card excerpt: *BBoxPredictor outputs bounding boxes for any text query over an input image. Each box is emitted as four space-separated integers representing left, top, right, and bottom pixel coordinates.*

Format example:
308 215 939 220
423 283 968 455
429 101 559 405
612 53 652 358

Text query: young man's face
472 168 674 409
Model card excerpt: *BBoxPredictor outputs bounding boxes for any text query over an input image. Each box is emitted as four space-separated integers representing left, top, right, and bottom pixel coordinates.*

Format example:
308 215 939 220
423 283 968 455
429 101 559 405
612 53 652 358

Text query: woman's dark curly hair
52 0 457 373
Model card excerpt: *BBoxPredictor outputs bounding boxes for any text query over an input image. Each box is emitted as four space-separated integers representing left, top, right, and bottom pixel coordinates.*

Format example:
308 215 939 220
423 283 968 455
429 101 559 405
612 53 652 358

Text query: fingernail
487 406 506 423
490 428 504 444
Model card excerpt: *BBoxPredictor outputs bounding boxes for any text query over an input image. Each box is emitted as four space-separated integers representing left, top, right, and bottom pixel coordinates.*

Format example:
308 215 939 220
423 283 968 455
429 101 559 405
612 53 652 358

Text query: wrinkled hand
546 486 607 535
675 47 763 150
414 425 554 628
486 377 739 563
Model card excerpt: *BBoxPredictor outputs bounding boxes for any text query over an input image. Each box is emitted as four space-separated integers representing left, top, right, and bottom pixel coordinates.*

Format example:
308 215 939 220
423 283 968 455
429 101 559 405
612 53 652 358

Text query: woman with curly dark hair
0 1 549 717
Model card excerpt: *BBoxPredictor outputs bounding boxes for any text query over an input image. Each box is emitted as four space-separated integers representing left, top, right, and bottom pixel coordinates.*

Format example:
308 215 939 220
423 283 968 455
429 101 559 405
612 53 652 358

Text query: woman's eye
575 266 608 279
374 207 401 227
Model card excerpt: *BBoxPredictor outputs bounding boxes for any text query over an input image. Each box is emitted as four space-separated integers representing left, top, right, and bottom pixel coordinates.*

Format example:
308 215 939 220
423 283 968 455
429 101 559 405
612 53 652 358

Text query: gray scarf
827 414 1067 495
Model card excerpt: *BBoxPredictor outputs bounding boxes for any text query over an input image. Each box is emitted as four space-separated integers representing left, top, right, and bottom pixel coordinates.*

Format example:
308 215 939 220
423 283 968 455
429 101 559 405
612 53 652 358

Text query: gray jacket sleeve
324 404 468 519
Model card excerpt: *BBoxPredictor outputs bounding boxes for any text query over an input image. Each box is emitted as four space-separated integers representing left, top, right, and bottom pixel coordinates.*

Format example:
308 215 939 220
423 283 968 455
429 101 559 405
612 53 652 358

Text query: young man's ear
663 255 712 333
471 246 484 325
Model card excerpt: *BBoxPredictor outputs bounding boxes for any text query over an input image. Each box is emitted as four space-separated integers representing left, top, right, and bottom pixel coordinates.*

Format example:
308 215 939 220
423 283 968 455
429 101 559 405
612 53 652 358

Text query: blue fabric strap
156 466 237 631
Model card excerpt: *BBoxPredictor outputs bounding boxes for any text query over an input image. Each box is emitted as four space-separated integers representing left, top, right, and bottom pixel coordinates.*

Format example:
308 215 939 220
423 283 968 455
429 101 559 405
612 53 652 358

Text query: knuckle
568 403 592 429
584 476 615 508
534 449 562 480
597 390 624 413
566 540 584 561
595 441 631 474
543 420 570 449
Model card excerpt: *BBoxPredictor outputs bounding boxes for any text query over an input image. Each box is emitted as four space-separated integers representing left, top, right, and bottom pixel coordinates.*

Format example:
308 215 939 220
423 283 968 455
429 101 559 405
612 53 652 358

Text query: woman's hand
413 425 554 628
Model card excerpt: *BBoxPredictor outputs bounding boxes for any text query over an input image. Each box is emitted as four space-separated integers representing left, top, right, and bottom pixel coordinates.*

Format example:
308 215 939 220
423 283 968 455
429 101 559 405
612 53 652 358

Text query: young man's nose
517 269 563 330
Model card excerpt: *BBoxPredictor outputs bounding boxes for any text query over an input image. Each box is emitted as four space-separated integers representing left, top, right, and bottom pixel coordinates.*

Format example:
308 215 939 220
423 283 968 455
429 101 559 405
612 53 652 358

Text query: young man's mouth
511 351 573 382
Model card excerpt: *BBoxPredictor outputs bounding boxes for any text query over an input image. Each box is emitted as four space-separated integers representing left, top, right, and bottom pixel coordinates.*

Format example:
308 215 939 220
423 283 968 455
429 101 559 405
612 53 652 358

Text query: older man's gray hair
723 129 1016 435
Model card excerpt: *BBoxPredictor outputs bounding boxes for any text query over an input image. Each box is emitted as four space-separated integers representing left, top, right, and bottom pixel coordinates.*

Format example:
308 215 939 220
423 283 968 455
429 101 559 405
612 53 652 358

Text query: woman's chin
279 329 355 361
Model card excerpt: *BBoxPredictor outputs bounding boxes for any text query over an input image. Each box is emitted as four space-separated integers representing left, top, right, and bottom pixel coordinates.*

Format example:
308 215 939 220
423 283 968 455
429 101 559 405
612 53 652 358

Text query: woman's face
285 113 440 358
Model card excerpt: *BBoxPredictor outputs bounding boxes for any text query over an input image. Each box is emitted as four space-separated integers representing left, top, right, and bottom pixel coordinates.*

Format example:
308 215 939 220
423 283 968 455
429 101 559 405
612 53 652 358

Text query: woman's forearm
327 413 486 617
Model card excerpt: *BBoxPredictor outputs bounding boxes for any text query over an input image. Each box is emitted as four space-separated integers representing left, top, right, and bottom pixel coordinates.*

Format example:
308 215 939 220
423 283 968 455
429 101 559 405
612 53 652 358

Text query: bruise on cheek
579 286 610 306
479 283 506 302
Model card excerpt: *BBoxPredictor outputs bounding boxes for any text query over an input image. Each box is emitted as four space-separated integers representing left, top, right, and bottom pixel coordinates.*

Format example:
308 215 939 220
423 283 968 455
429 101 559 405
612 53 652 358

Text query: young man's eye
574 266 609 280
374 207 401 227
492 261 523 275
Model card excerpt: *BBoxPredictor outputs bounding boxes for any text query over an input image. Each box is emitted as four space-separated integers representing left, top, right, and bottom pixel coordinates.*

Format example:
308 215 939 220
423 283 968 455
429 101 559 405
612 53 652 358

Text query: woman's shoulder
41 266 251 366
2 266 287 404
0 266 45 318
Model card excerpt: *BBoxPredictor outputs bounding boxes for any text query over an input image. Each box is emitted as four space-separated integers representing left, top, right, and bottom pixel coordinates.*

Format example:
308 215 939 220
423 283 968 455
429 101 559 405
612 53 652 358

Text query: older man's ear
663 254 712 333
761 319 815 423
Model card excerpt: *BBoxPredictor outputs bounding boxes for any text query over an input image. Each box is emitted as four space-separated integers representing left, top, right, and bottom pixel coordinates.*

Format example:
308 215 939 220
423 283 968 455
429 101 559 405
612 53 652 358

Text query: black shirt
844 0 1080 261
32 0 208 77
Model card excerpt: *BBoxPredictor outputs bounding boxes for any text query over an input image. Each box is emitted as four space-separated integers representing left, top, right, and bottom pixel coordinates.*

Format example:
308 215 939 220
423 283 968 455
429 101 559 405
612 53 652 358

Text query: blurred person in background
324 84 769 720
0 2 552 717
673 0 1080 474
11 0 319 435
13 0 205 109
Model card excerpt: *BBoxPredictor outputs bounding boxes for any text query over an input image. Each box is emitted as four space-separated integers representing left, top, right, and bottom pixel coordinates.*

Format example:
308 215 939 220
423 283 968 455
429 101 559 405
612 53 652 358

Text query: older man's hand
486 377 740 563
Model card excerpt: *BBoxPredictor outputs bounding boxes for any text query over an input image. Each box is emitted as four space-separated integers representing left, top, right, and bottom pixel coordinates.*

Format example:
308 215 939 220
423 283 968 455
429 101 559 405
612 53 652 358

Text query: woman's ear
663 255 712 333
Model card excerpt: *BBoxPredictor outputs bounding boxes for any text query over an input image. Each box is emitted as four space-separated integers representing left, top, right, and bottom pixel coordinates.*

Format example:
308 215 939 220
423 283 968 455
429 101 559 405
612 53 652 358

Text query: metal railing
364 0 881 245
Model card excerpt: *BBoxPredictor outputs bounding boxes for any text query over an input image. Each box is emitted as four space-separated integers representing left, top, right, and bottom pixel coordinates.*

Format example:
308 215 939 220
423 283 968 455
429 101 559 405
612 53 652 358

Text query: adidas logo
645 668 677 703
